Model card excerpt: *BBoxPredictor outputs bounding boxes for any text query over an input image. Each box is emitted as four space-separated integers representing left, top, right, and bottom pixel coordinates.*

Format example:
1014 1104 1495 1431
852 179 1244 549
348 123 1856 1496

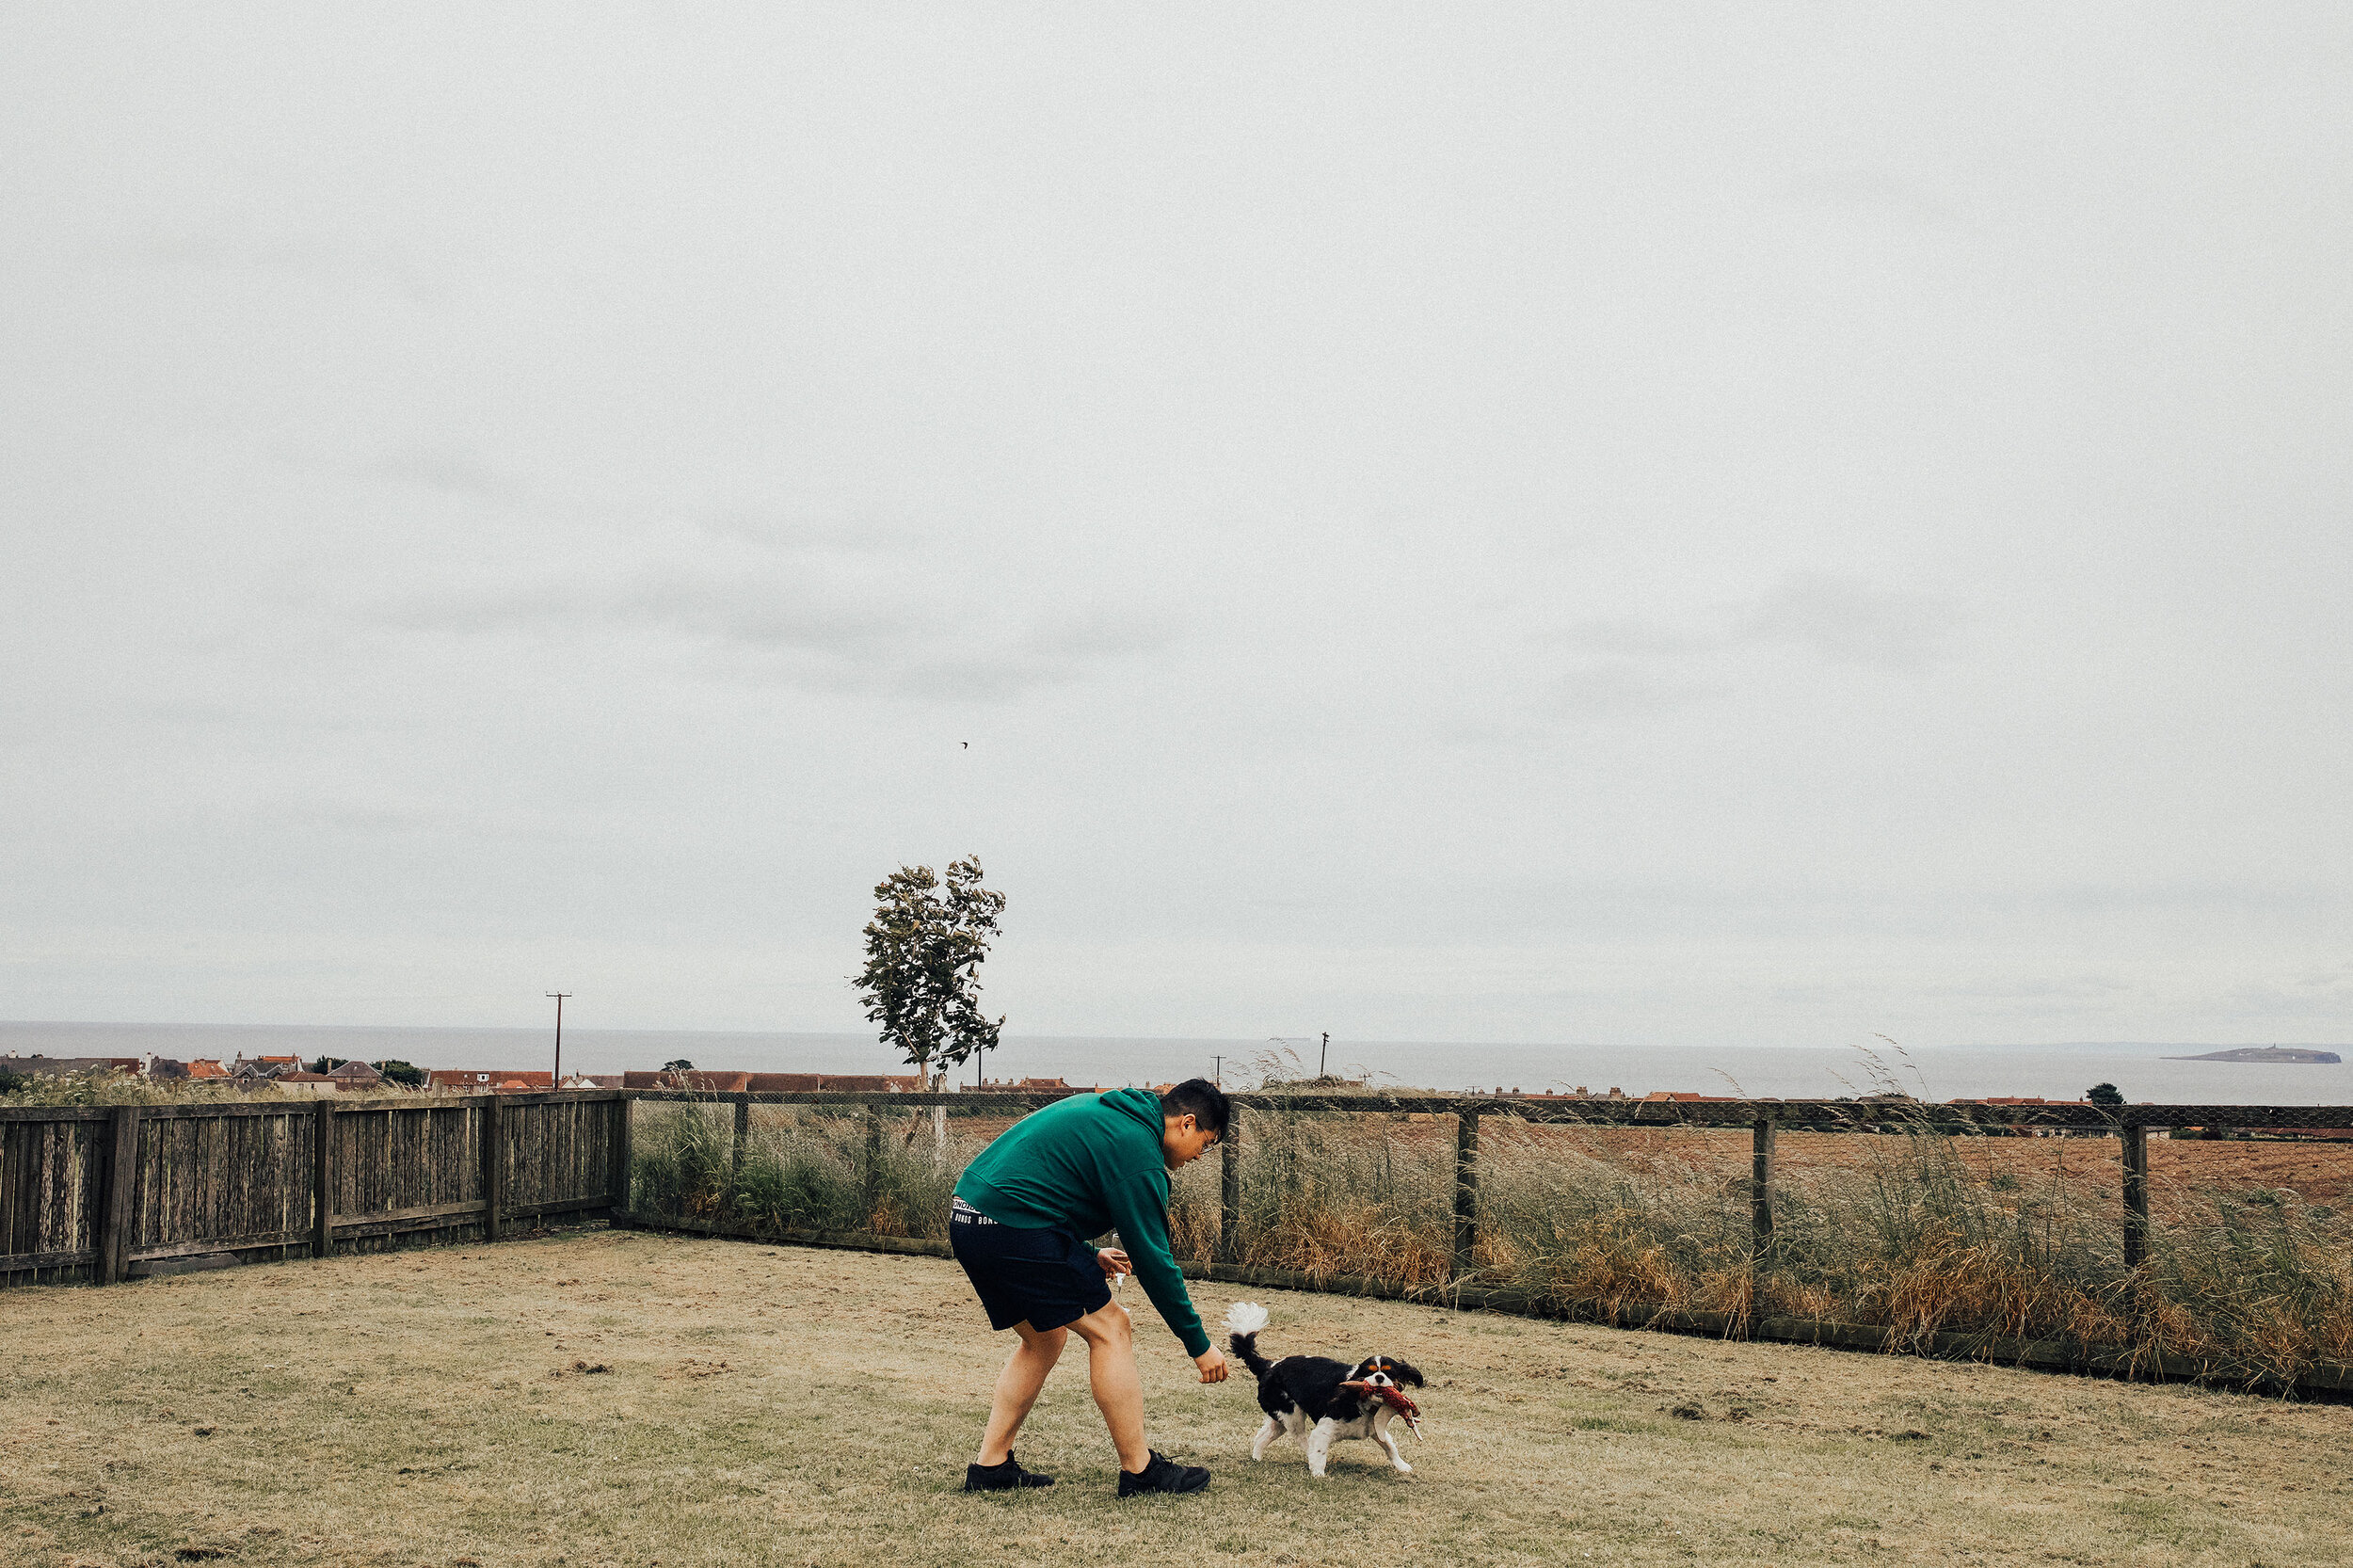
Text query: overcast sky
4 5 2349 1048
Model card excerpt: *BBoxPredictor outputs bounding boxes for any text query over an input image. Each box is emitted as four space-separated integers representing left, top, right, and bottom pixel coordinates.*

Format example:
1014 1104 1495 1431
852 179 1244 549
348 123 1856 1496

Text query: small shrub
632 1101 976 1239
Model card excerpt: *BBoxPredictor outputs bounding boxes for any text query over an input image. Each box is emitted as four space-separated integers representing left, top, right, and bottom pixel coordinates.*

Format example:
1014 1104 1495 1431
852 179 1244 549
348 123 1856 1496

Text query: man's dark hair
1160 1078 1230 1136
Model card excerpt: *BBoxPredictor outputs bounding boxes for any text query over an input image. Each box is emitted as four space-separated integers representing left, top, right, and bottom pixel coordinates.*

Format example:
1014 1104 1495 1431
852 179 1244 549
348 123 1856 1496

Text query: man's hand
1096 1247 1132 1281
1193 1346 1229 1384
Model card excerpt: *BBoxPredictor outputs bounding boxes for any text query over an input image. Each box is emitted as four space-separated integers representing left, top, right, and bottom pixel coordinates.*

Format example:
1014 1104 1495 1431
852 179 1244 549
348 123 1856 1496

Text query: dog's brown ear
1389 1359 1425 1388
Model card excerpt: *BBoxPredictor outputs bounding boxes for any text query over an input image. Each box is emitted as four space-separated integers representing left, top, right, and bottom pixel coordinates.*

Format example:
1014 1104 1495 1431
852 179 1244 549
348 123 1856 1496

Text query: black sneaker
1116 1450 1211 1496
964 1453 1055 1492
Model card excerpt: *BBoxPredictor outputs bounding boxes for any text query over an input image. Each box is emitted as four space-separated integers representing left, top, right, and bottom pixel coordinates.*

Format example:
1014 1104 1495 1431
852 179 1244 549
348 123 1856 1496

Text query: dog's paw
1224 1301 1269 1336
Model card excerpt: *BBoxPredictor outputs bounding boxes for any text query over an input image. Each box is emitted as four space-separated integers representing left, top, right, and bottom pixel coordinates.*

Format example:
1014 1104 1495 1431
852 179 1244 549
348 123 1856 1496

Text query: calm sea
4 1020 2347 1105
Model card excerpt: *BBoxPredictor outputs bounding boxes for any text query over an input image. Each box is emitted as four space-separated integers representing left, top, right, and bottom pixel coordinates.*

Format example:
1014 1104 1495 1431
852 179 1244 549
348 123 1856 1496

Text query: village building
325 1059 384 1089
228 1054 304 1082
0 1053 143 1079
425 1069 554 1093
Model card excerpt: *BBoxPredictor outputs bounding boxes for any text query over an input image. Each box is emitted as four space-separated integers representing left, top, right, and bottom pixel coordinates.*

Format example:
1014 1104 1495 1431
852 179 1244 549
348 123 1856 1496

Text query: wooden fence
620 1088 2353 1275
0 1091 627 1287
10 1083 2351 1320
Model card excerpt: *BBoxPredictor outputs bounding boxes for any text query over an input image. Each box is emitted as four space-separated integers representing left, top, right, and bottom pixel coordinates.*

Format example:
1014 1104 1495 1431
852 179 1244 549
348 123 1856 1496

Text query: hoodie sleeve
1105 1162 1209 1357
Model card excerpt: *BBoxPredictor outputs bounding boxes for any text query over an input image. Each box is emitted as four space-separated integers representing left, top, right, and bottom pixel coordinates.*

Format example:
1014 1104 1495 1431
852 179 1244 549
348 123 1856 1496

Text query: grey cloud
1735 575 1965 672
1546 574 1967 704
362 451 934 561
608 571 897 657
2223 969 2353 1016
1551 618 1713 658
382 567 1173 702
1917 974 2136 1000
1780 168 1960 228
92 207 435 300
1547 661 1710 719
690 508 932 555
375 445 525 504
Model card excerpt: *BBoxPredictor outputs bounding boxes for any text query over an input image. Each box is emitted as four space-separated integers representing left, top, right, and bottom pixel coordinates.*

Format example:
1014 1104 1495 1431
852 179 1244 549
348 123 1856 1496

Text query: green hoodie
953 1087 1209 1357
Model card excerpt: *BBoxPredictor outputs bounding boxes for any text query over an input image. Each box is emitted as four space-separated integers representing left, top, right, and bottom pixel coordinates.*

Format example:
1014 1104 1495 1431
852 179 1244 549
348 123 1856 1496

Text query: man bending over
950 1078 1230 1496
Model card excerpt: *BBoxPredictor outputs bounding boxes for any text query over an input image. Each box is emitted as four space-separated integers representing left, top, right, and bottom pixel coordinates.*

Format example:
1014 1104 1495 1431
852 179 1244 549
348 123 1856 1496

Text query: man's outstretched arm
1104 1170 1212 1360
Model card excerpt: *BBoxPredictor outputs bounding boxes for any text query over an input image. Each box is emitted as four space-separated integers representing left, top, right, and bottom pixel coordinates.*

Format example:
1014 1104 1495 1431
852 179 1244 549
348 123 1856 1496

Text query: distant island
2162 1047 2342 1064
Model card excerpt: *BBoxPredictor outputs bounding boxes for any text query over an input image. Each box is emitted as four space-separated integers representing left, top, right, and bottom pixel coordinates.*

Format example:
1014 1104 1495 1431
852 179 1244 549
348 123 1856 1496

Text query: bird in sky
961 741 968 748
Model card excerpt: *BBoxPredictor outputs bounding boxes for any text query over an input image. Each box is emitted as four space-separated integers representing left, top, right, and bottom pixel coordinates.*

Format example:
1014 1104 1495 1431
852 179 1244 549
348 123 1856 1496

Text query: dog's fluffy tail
1225 1301 1273 1380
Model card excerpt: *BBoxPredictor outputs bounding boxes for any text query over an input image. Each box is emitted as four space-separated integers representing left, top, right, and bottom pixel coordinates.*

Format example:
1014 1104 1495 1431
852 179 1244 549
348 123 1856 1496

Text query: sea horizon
6 1018 2348 1106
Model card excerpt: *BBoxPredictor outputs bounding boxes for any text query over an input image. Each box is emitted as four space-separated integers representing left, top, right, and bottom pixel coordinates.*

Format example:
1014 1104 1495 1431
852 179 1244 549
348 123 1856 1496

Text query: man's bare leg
976 1320 1068 1465
1065 1300 1149 1472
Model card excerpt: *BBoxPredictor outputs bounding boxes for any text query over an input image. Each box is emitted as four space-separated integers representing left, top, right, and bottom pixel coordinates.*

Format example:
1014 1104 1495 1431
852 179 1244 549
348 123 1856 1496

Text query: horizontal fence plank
129 1229 310 1262
1218 1096 2353 1129
12 1091 2351 1128
509 1196 615 1221
134 1102 326 1121
335 1198 487 1228
625 1089 1075 1110
333 1209 484 1242
618 1087 2353 1129
0 1247 100 1271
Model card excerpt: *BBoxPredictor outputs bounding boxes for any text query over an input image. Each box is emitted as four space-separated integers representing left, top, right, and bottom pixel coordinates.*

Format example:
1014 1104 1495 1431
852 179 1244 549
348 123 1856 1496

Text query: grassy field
6 1229 2351 1568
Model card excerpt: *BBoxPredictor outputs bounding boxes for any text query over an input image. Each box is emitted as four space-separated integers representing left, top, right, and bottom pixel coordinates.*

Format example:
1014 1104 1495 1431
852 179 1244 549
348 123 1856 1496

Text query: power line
546 993 571 1086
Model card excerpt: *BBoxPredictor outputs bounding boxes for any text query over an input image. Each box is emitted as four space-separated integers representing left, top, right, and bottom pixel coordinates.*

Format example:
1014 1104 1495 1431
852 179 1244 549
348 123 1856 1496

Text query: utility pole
1211 1054 1225 1086
547 993 571 1087
1321 1032 1330 1079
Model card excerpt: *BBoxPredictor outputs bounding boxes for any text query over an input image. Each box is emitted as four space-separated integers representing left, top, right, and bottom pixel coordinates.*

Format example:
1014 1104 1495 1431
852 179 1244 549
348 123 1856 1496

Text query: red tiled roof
745 1073 830 1093
618 1069 924 1093
1948 1097 2090 1107
427 1069 552 1089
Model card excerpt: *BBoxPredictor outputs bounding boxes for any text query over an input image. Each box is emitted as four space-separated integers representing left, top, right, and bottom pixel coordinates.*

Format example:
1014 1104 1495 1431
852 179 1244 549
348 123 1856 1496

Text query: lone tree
2087 1081 2124 1108
854 856 1006 1128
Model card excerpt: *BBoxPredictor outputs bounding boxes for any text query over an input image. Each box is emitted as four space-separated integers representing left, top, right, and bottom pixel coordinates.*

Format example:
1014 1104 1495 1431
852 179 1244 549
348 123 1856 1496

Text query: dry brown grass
1161 1110 2353 1388
632 1099 2353 1386
6 1228 2353 1568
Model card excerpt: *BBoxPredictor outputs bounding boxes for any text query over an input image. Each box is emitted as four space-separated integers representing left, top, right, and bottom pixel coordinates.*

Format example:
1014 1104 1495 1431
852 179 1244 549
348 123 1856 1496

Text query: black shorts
950 1200 1111 1335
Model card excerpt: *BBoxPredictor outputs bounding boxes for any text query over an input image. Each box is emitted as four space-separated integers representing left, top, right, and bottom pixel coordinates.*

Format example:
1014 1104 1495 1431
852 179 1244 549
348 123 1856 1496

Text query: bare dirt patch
3 1230 2349 1567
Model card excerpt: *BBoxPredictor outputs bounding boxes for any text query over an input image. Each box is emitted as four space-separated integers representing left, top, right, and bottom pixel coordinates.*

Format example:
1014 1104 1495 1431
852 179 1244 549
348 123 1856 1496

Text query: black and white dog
1225 1302 1425 1478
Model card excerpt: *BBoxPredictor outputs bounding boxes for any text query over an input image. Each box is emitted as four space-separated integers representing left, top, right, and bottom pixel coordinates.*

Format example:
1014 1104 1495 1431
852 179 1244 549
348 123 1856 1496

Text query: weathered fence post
312 1098 337 1260
732 1096 751 1190
1219 1105 1242 1265
97 1104 141 1285
2121 1123 2150 1269
863 1103 883 1220
1751 1118 1777 1260
481 1094 504 1242
1450 1106 1481 1279
611 1095 633 1218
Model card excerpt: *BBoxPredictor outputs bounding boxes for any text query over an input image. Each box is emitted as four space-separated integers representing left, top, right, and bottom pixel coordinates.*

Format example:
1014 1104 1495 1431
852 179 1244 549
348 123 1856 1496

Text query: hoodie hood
1099 1085 1164 1139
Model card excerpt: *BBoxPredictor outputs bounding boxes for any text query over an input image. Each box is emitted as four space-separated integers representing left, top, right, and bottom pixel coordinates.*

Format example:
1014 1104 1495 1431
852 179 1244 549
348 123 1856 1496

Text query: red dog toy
1340 1380 1424 1441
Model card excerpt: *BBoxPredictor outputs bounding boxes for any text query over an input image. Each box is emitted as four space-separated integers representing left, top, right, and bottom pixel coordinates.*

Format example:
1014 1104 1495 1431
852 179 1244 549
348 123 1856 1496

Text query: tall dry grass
0 1067 406 1107
630 1099 975 1239
1209 1092 2353 1387
627 1083 2353 1387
